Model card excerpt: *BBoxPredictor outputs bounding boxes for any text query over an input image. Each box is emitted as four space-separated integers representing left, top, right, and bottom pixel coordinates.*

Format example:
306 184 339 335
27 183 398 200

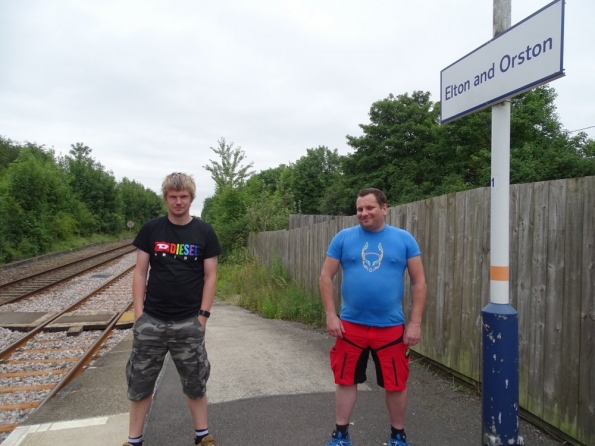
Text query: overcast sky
1 0 593 216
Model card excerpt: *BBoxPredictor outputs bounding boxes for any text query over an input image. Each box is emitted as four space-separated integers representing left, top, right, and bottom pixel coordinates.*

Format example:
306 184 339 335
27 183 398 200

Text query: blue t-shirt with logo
327 224 420 327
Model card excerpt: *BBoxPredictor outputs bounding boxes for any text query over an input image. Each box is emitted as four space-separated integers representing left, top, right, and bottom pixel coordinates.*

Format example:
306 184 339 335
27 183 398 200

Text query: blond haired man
124 173 221 446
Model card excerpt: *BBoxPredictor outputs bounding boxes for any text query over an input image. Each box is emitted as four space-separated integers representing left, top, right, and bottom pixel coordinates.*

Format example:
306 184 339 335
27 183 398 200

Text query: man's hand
326 313 345 338
403 322 421 346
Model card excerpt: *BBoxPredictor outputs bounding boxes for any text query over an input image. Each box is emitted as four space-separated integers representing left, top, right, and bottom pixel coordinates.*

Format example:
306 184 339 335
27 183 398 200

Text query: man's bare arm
200 256 218 326
132 249 150 320
319 256 343 338
403 255 427 346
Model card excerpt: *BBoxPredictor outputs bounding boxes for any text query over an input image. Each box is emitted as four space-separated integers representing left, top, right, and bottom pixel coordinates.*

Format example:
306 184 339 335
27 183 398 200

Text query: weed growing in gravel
216 251 325 328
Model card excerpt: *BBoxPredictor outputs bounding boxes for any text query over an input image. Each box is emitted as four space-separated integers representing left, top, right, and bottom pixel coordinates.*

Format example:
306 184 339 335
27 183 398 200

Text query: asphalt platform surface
6 301 563 446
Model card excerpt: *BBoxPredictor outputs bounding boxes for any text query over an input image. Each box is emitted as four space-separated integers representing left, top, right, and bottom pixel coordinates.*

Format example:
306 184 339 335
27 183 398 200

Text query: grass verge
216 252 325 328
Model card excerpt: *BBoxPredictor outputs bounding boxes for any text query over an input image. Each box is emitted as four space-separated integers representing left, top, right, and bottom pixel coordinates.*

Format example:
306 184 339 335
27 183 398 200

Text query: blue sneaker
325 430 352 446
388 432 409 446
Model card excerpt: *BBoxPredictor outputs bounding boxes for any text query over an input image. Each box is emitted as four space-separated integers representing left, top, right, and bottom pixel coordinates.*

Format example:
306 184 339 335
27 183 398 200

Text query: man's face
356 193 387 232
165 189 193 218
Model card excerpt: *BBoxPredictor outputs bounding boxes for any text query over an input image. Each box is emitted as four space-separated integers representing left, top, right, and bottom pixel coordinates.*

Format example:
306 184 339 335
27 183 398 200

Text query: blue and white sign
440 0 564 124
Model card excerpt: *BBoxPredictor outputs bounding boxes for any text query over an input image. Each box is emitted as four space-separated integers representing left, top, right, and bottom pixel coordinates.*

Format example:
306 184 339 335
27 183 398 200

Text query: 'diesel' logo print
361 242 383 272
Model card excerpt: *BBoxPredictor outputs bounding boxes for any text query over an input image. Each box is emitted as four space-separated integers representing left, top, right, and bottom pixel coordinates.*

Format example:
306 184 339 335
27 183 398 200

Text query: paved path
6 301 562 445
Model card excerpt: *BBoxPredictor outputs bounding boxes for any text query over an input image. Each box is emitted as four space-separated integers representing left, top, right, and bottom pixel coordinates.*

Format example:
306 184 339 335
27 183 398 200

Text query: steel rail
0 266 135 360
0 243 133 289
0 245 135 306
36 299 134 407
0 268 136 435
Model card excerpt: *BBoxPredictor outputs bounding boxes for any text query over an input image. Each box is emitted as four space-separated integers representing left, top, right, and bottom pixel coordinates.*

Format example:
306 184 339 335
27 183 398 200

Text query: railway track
0 267 135 436
0 243 136 306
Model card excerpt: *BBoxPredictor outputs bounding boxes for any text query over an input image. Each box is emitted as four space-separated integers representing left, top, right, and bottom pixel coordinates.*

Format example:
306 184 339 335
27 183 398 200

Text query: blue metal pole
481 303 524 445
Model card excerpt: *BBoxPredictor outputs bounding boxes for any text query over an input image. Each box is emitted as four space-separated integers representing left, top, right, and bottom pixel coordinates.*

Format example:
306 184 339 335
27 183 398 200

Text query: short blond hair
162 172 196 200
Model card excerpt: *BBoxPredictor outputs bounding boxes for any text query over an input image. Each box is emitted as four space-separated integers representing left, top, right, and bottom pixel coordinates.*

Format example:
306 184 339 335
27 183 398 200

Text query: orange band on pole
491 266 509 281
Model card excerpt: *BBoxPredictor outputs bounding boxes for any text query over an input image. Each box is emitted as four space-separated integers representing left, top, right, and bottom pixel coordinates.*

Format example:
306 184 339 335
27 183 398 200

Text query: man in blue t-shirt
320 188 427 446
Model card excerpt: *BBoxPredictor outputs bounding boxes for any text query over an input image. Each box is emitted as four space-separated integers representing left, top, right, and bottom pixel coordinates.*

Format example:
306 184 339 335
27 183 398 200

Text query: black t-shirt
133 216 222 320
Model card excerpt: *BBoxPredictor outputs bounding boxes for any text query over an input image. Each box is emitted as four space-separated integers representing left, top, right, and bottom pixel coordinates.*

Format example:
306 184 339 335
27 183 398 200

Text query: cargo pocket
330 346 348 379
125 353 134 387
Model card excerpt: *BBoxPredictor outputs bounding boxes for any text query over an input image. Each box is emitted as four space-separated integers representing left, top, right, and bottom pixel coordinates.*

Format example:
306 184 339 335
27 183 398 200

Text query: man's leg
335 384 358 424
169 316 212 443
369 324 409 431
186 394 208 429
385 389 407 429
327 321 368 443
129 397 153 437
126 313 168 443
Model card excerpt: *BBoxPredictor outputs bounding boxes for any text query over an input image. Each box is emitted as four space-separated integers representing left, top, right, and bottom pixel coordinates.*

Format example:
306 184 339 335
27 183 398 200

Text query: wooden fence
288 214 338 230
248 176 595 445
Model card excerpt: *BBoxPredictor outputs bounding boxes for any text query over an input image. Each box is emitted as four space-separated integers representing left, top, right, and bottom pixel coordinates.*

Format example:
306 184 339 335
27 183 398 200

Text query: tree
0 137 177 262
339 86 594 214
434 103 492 190
62 143 123 234
342 91 441 207
244 190 294 232
284 146 343 214
201 138 257 260
509 86 595 182
245 165 292 197
318 177 352 215
0 147 91 259
197 86 594 260
203 138 254 191
0 136 21 174
437 86 595 189
202 187 249 260
119 178 165 227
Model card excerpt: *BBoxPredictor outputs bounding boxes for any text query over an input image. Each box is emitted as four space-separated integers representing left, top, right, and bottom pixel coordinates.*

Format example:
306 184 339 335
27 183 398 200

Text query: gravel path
0 239 134 285
0 243 137 440
0 253 136 317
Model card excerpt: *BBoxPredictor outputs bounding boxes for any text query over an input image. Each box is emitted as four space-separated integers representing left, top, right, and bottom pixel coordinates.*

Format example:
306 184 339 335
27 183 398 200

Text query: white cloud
1 0 593 217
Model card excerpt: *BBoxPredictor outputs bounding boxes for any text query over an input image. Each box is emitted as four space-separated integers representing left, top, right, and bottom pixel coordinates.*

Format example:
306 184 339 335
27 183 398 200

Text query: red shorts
330 320 410 391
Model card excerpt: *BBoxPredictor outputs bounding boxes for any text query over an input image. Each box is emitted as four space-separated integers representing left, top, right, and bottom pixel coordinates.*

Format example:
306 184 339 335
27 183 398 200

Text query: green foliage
509 87 595 182
1 147 80 257
201 137 256 261
284 146 343 214
0 137 164 263
49 233 133 253
221 246 254 266
119 177 165 229
437 86 593 187
342 91 442 209
216 255 325 327
62 143 124 234
338 86 594 211
245 190 294 232
433 103 492 189
203 137 254 192
318 177 354 216
202 139 295 261
245 165 291 196
2 84 592 265
244 165 295 230
0 136 21 175
202 187 250 261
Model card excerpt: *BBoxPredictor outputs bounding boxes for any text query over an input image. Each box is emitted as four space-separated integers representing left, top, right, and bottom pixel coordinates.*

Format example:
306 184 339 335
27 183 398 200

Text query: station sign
440 0 564 124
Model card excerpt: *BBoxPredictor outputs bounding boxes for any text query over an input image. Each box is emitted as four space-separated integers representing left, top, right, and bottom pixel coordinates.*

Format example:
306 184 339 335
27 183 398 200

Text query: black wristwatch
198 309 211 318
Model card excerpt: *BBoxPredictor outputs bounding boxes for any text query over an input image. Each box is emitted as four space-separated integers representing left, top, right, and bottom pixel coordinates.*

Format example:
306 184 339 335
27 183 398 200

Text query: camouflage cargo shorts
126 312 210 401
